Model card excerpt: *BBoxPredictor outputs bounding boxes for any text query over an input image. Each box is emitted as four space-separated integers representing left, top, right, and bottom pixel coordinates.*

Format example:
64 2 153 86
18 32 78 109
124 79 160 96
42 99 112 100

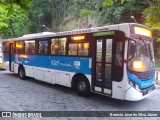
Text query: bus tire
75 75 90 97
18 66 26 80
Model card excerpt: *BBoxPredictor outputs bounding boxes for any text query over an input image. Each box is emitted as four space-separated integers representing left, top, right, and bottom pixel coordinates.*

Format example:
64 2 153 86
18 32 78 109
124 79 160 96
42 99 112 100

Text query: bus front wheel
18 66 26 80
75 75 90 97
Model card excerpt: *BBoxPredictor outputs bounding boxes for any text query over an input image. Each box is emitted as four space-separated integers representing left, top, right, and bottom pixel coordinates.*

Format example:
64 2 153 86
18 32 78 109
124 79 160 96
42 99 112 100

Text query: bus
2 23 155 101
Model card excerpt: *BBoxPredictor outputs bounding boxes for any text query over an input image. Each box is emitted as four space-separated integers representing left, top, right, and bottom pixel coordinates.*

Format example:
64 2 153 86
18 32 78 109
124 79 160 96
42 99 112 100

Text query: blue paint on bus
3 53 9 62
14 54 92 75
127 72 155 89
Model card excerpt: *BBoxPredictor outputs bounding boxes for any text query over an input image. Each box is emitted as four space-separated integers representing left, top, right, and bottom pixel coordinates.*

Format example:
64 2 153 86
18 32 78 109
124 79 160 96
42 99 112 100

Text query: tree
0 5 31 38
0 5 8 30
0 0 31 38
102 0 127 6
0 0 31 13
99 0 145 25
102 0 160 28
142 0 160 29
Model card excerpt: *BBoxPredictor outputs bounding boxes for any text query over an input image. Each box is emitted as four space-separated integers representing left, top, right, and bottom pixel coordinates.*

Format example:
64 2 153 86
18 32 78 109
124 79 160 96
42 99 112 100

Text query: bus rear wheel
18 66 26 80
75 75 90 97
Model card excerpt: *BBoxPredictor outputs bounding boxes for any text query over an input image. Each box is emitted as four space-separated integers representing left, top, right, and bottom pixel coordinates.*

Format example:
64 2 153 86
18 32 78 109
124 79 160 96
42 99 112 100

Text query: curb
155 85 160 89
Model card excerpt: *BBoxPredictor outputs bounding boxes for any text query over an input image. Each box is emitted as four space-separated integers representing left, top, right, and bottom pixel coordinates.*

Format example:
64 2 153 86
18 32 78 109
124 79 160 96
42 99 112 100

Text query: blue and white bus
2 23 155 101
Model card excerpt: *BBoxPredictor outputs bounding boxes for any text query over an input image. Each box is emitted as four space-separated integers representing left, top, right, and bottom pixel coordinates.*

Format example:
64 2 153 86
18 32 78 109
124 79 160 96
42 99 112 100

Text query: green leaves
0 0 32 38
0 4 31 38
80 9 93 17
0 5 8 29
1 0 160 39
142 5 160 28
102 0 128 6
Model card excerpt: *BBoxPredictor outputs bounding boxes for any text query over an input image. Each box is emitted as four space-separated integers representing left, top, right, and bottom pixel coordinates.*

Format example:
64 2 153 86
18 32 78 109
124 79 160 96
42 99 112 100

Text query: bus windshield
128 38 154 72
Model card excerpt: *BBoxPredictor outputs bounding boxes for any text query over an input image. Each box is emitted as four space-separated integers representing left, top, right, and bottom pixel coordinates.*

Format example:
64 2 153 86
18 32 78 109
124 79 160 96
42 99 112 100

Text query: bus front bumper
124 85 155 101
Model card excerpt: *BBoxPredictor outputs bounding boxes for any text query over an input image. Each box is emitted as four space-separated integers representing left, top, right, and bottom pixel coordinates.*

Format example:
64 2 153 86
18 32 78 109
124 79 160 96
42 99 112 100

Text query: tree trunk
10 25 16 38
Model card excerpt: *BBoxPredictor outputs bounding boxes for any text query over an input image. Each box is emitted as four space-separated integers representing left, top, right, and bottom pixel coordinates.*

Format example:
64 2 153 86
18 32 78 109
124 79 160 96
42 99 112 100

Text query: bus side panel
35 55 51 82
14 54 36 77
49 56 92 87
49 56 92 75
112 64 130 100
3 53 10 71
15 55 92 87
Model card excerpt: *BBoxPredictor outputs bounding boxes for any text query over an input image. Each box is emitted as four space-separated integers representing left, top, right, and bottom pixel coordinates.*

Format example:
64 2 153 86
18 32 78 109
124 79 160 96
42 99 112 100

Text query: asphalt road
0 70 160 120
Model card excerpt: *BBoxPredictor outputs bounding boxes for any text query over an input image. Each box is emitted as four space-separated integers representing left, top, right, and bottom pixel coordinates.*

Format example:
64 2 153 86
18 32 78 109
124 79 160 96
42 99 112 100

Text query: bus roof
2 23 149 41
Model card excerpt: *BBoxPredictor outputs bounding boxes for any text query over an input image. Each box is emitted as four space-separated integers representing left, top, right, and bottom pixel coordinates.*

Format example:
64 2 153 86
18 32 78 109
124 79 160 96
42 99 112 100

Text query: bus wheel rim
78 81 86 91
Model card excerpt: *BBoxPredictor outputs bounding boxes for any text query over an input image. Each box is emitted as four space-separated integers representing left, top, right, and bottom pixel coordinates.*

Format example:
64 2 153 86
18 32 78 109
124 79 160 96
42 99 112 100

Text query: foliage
0 0 32 14
102 0 128 6
5 5 30 38
0 0 31 38
1 0 160 39
99 0 145 25
0 5 8 29
80 8 93 18
142 4 160 28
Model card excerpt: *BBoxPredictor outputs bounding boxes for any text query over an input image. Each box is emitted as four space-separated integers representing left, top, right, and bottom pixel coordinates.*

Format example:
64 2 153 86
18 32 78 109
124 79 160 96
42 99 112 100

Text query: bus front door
93 38 113 95
9 43 14 71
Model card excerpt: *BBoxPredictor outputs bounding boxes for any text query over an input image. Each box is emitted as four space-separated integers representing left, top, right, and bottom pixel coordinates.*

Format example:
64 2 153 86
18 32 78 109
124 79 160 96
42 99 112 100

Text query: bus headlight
129 81 134 87
135 84 141 91
129 80 141 91
133 60 145 71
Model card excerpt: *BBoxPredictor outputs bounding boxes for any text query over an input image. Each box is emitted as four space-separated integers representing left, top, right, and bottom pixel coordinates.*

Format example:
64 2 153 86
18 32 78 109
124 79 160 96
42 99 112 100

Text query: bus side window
58 38 66 55
25 40 35 54
115 42 123 66
51 39 59 55
78 43 89 56
38 40 48 55
69 43 89 56
3 42 9 53
51 38 66 55
16 41 24 54
69 44 77 56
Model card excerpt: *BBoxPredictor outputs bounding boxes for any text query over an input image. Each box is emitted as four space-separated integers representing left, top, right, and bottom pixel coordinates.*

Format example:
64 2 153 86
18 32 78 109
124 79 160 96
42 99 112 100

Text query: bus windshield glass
128 38 154 72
